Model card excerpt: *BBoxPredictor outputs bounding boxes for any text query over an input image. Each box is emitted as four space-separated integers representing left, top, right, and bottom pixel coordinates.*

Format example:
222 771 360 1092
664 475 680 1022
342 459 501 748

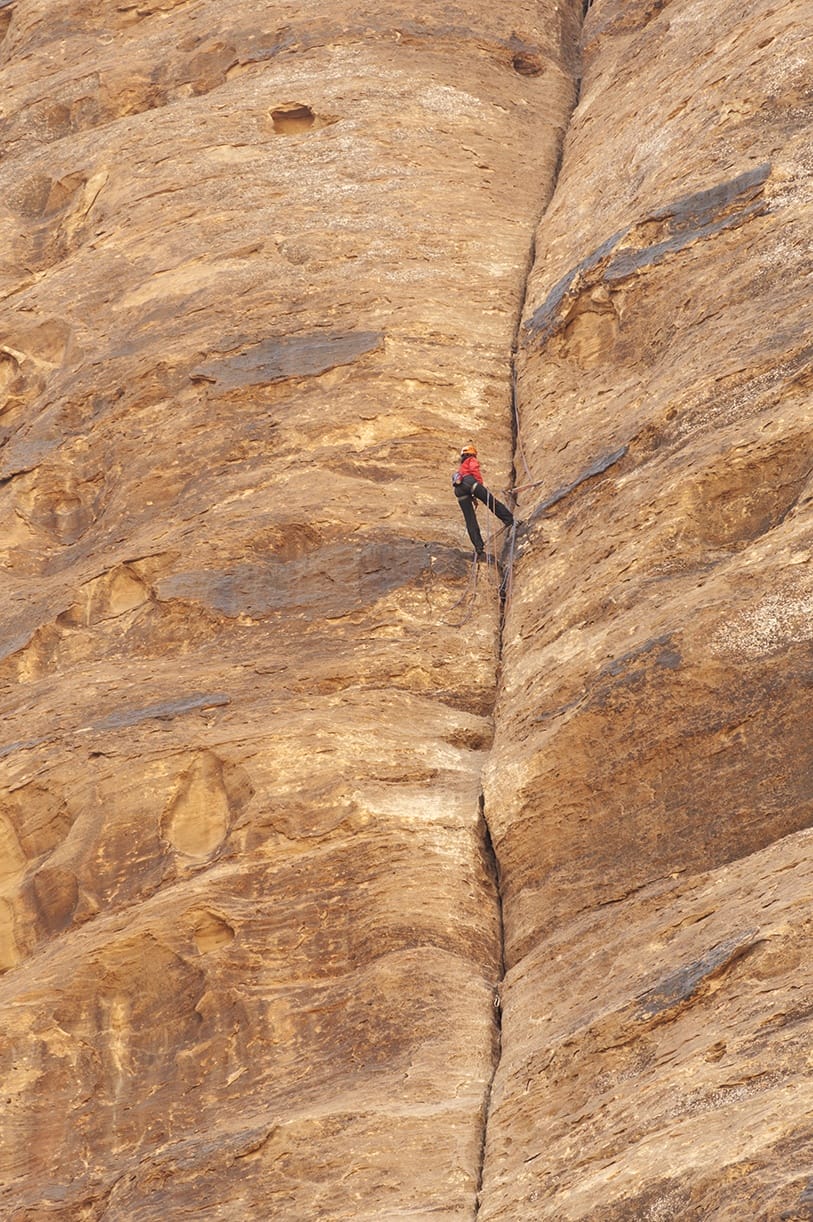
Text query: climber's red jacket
456 455 483 484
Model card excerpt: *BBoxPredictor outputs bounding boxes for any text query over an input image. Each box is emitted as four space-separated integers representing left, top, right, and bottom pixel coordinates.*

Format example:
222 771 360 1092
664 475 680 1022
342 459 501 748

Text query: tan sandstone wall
0 0 581 1217
1 0 811 1217
483 0 813 1216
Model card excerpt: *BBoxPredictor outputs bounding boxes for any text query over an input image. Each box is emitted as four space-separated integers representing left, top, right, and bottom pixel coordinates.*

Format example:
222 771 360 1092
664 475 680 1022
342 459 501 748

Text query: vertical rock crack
473 6 587 1213
475 793 505 1214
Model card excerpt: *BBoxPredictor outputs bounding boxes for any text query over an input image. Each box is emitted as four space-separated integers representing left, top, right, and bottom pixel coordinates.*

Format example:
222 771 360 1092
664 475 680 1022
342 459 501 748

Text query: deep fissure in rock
475 793 504 1214
509 230 537 498
473 5 587 1211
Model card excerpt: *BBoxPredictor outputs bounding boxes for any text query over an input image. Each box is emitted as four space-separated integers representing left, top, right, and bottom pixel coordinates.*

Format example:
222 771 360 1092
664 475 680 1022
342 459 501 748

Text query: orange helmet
460 443 477 457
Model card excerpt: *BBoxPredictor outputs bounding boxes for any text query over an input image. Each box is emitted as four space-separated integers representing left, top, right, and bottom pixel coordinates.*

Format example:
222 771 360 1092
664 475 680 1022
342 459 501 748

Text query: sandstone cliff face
0 0 810 1218
0 0 580 1217
482 0 813 1216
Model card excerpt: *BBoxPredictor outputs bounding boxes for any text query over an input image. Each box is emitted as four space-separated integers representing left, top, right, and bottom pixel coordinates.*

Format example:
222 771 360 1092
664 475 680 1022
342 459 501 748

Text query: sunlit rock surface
482 0 813 1216
0 0 581 1216
1 0 811 1216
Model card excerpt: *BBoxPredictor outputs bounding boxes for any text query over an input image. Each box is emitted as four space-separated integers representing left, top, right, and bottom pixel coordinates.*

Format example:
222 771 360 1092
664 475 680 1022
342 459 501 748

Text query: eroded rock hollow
0 0 810 1218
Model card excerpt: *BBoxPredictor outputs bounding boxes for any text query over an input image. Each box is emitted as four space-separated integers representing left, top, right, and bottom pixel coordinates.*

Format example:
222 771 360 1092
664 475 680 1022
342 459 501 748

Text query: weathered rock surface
0 0 581 1217
1 0 811 1216
483 832 813 1219
482 0 813 1215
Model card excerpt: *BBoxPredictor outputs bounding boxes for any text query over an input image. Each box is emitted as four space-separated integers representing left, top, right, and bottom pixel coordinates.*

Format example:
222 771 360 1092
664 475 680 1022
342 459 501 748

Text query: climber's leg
472 482 514 526
456 493 485 554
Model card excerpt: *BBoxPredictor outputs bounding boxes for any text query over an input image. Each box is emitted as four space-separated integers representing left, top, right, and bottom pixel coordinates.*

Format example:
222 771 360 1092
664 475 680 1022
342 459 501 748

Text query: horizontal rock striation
483 0 813 1216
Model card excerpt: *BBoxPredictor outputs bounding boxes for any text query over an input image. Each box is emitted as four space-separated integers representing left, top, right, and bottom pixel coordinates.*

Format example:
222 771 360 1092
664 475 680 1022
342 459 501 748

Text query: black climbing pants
455 477 513 554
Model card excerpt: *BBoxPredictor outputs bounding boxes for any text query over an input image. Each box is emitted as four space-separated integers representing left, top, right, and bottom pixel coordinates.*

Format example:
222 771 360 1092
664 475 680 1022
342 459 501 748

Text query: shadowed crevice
474 794 504 1217
475 4 589 1212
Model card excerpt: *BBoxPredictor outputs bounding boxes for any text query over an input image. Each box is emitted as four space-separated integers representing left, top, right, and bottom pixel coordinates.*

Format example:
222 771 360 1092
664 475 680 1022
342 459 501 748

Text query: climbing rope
511 361 534 486
439 550 480 627
499 521 518 605
482 502 499 575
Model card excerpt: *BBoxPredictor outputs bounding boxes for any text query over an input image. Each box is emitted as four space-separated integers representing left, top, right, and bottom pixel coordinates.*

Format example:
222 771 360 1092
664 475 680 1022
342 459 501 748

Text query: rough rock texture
1 0 811 1217
482 0 813 1216
482 834 813 1219
0 0 581 1218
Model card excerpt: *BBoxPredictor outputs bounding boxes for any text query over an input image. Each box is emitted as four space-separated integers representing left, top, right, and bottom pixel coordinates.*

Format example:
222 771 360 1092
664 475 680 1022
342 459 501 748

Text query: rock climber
452 443 515 561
